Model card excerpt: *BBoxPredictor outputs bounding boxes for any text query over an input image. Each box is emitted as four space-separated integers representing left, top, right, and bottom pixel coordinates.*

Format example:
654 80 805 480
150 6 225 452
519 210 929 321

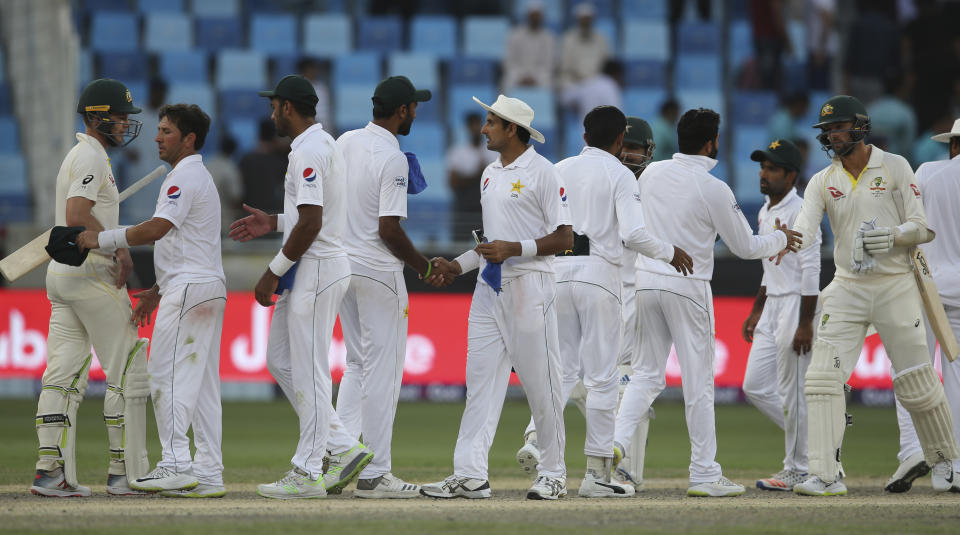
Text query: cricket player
229 75 371 499
886 118 960 493
420 95 573 500
333 76 437 498
31 79 151 497
78 104 226 497
514 108 692 498
613 108 801 497
741 139 821 491
788 95 958 496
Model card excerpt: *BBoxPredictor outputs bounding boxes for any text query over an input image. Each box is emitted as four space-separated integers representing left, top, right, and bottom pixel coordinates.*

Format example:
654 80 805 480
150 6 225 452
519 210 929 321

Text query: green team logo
872 177 883 188
821 314 830 327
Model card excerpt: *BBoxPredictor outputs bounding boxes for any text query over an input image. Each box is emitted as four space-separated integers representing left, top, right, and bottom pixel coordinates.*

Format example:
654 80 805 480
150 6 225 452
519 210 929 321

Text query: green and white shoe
323 443 374 494
257 468 326 499
161 483 227 498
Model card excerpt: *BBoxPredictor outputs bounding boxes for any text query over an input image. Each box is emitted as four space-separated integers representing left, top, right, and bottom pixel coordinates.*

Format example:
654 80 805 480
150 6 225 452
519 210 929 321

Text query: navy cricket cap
373 76 431 109
259 75 319 107
751 139 802 172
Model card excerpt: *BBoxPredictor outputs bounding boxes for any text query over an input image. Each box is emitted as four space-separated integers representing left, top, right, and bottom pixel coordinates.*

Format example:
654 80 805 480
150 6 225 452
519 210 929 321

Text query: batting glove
863 227 895 254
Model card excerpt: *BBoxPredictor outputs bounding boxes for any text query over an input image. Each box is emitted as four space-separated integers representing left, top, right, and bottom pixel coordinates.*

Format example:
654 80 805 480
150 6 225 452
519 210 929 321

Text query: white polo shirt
54 133 120 262
282 122 347 260
917 154 960 306
152 154 224 292
336 122 408 271
793 145 926 279
555 146 673 265
636 153 787 281
479 145 572 281
757 188 821 296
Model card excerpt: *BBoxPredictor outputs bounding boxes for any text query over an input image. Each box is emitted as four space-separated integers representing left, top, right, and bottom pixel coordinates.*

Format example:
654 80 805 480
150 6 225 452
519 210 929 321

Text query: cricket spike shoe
324 443 374 494
884 452 929 493
30 468 91 498
794 475 847 496
756 469 808 491
257 468 326 499
420 475 491 499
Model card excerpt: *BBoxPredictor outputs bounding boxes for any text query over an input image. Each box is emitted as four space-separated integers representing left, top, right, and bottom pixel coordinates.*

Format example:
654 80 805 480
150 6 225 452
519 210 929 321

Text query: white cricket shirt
282 123 347 260
152 154 225 292
53 133 120 262
917 154 960 306
636 153 787 280
757 188 821 296
337 122 408 271
793 145 927 279
479 145 572 281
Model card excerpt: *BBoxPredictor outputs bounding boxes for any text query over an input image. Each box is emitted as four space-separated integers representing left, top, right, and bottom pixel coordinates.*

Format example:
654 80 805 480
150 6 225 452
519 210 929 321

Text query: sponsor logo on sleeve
910 183 921 198
394 175 407 188
166 186 181 199
732 201 741 212
560 187 567 202
827 186 845 200
482 177 490 192
81 174 94 185
303 168 317 182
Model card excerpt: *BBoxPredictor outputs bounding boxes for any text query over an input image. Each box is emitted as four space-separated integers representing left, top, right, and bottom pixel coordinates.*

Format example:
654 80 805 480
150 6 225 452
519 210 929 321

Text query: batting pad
805 340 847 482
36 385 83 486
121 338 151 481
894 364 960 464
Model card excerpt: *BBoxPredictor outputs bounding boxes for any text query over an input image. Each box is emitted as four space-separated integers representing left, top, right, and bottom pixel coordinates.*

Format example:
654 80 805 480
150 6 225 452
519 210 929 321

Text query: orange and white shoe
757 469 807 491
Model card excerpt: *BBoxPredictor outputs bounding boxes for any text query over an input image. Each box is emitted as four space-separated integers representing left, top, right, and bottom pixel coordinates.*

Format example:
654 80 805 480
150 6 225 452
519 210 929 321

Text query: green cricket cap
259 75 319 107
373 76 431 109
623 116 654 146
750 138 803 172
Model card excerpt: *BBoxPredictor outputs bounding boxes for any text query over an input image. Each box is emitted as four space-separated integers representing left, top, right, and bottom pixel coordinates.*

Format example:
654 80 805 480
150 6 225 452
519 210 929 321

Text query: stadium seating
593 18 618 52
0 84 11 116
159 51 208 83
215 50 267 90
448 58 496 86
619 0 668 20
623 87 668 120
138 0 184 12
624 60 667 88
191 0 239 17
225 118 257 153
410 15 457 59
399 121 445 160
727 19 753 70
388 53 439 92
334 83 377 132
677 21 720 55
195 17 244 51
358 16 404 53
250 14 298 56
166 83 216 114
447 84 496 129
621 21 669 61
509 87 557 129
219 89 267 119
0 154 29 222
89 12 139 52
144 13 193 52
462 16 510 60
0 117 19 153
97 51 148 82
675 55 722 91
333 53 382 85
732 91 778 126
676 90 722 115
303 14 352 58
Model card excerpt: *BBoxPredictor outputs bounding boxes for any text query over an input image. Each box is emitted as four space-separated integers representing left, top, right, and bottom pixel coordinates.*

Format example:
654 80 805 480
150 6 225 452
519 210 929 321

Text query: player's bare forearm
282 205 323 261
125 218 174 246
792 295 819 355
477 225 573 263
798 294 818 328
379 215 430 277
742 286 767 342
537 225 574 256
751 286 768 316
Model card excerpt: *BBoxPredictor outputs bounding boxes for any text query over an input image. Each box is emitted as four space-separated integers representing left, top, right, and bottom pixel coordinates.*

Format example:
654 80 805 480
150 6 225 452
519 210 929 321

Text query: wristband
454 249 481 273
520 239 537 257
419 261 432 280
98 228 129 251
268 251 296 277
275 213 285 233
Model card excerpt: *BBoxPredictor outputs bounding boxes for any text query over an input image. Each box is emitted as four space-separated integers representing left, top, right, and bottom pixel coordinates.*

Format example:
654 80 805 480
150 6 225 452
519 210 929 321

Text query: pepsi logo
560 187 567 202
303 168 317 182
166 186 181 199
482 177 490 191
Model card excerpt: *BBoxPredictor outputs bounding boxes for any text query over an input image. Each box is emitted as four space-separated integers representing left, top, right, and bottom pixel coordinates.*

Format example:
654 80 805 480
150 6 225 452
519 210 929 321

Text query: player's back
917 157 960 305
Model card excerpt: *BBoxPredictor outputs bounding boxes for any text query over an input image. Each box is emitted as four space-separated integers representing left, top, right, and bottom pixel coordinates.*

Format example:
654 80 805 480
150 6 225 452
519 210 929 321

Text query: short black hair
584 106 626 149
372 97 412 120
278 97 316 118
158 103 211 150
677 108 720 155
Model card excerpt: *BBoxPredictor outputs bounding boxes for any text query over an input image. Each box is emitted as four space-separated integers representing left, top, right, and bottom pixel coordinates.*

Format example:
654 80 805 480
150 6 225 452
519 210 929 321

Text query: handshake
420 257 461 288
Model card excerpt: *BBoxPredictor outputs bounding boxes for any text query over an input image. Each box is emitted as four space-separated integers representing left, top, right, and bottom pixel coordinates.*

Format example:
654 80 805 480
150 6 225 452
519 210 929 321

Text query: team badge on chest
868 176 887 198
510 179 525 198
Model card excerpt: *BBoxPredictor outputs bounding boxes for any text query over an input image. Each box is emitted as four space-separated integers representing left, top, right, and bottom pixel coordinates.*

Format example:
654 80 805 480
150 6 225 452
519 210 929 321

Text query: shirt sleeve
153 178 196 228
893 156 928 229
615 169 673 262
707 181 786 259
378 152 409 219
66 154 109 202
540 165 572 231
792 172 827 252
288 150 325 208
796 205 822 295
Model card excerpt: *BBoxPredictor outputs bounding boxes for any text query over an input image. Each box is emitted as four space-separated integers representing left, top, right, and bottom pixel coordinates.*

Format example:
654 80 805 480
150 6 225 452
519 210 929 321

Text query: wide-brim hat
931 118 960 143
472 95 546 143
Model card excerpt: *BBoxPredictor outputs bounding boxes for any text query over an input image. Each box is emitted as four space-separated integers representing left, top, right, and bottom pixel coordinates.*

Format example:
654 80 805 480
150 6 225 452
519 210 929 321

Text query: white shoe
516 441 540 477
160 483 227 498
354 473 420 499
106 474 149 496
324 443 374 494
612 466 644 492
130 466 198 492
884 452 929 493
794 475 847 496
687 476 745 497
420 475 491 499
756 469 807 491
578 470 634 498
931 459 956 492
527 475 567 500
30 468 91 498
257 468 326 499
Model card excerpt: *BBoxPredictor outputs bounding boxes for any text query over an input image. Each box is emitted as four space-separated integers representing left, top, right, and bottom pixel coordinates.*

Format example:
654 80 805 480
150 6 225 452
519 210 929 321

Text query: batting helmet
77 79 142 147
621 116 656 175
813 95 870 158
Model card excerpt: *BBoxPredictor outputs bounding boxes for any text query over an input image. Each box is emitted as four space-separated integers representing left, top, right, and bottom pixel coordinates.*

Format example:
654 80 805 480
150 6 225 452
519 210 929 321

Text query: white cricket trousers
454 272 567 480
266 256 355 480
336 260 408 479
619 280 638 367
742 293 811 473
895 303 960 472
615 273 723 483
41 256 140 474
150 280 226 485
555 261 622 457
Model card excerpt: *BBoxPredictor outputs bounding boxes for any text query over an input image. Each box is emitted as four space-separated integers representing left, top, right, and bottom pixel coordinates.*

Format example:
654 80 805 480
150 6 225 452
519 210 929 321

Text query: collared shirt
502 25 556 90
636 153 787 281
282 122 347 260
793 145 926 279
152 154 225 292
560 29 610 86
54 133 120 262
917 153 960 306
757 188 821 296
337 122 408 271
479 145 572 281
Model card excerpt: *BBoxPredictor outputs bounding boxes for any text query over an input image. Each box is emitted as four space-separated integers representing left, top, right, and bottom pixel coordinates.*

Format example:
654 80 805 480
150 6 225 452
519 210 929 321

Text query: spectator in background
560 60 623 123
749 0 791 92
446 113 496 241
843 0 900 104
560 3 610 88
119 78 167 225
903 0 960 130
502 1 556 91
768 92 809 143
805 0 837 91
651 99 679 161
914 114 954 164
239 118 287 214
868 73 918 164
205 135 243 231
670 0 711 22
298 58 332 131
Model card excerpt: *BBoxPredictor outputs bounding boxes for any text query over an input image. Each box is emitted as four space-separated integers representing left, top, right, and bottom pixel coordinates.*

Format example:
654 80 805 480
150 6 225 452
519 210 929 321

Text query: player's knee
894 364 943 412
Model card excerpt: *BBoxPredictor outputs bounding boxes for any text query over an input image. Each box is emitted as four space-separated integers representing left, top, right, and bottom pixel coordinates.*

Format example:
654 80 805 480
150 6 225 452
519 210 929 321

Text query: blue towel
274 261 299 294
481 261 502 294
405 152 428 195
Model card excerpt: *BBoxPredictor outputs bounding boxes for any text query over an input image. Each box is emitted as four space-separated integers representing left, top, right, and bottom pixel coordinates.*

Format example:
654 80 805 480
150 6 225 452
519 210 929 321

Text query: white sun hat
472 94 546 143
931 118 960 143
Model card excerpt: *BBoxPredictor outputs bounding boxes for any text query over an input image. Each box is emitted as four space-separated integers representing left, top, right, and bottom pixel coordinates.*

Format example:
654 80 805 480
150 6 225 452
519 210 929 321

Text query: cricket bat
0 165 167 282
893 191 959 362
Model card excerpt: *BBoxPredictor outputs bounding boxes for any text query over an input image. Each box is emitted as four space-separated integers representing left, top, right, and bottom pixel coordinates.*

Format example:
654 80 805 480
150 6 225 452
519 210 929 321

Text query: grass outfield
1 399 958 534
